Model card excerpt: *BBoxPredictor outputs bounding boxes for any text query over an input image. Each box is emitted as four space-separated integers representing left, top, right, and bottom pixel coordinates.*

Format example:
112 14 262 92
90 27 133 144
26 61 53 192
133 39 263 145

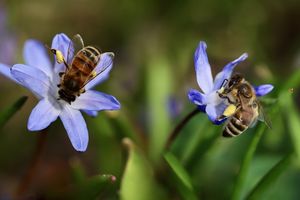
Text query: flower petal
11 64 52 98
59 106 89 152
27 98 60 131
205 103 227 124
23 39 53 77
254 84 274 97
51 33 71 74
83 110 98 117
0 63 18 83
70 90 121 111
194 41 214 93
213 53 248 90
85 52 114 90
188 89 206 106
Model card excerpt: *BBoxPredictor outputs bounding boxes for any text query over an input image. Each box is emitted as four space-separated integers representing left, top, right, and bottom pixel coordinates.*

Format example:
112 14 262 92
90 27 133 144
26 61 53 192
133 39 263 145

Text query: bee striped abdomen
223 116 247 137
72 46 100 75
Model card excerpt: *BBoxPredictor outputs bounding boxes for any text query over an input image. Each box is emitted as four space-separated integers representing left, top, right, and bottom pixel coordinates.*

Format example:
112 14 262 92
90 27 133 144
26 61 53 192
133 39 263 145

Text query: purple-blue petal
59 106 89 152
0 63 18 83
197 105 206 113
194 41 214 93
188 89 205 106
27 99 60 131
51 33 71 74
254 84 274 97
213 53 248 90
85 52 114 90
71 90 121 111
83 110 98 117
23 39 53 78
11 64 52 98
205 103 228 125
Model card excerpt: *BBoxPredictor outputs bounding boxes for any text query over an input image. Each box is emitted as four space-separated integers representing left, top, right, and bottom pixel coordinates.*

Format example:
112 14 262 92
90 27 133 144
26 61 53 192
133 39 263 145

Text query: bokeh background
1 0 300 199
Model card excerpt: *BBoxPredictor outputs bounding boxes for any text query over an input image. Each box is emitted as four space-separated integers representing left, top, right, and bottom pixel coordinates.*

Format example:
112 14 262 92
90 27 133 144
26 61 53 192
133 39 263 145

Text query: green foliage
246 152 295 200
147 57 172 163
120 138 166 200
164 152 197 200
73 174 116 200
2 0 300 199
0 96 27 129
231 125 266 200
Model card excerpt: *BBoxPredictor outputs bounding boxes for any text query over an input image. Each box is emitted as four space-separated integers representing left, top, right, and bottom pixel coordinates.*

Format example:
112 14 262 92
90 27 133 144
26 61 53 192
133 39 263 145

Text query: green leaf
106 111 143 145
147 57 172 162
246 152 295 200
120 138 165 200
164 152 197 200
0 96 27 129
279 91 300 157
231 124 266 200
73 174 116 200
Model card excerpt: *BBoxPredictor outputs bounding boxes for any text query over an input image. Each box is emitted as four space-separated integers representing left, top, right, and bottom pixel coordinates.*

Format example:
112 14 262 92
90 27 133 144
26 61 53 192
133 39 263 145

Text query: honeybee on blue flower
48 34 113 104
188 41 273 125
0 33 121 151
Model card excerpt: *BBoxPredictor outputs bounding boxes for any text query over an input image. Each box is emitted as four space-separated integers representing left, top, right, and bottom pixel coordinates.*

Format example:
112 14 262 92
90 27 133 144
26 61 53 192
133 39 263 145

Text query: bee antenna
45 44 57 55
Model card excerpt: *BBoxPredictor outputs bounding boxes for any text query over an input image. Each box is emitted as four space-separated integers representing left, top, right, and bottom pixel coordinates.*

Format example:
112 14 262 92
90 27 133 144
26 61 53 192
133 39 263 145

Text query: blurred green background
1 0 300 199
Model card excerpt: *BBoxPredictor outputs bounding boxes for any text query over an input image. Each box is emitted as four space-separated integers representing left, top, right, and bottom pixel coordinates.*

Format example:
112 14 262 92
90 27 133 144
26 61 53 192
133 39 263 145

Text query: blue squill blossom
188 41 273 124
0 33 121 151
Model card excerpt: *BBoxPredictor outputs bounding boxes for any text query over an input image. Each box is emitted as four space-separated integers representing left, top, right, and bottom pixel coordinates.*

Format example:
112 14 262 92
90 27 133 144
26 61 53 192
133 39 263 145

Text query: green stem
0 96 28 129
246 152 295 200
231 124 266 200
165 108 200 150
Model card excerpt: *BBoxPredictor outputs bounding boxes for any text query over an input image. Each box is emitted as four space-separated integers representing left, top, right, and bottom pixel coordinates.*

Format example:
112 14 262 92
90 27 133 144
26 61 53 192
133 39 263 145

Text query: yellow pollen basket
223 104 237 117
55 50 65 64
91 71 97 78
217 87 225 94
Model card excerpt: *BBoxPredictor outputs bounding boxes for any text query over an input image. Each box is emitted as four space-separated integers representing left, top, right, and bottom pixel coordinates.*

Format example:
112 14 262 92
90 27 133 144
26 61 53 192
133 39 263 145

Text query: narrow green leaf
107 111 142 145
120 138 165 200
280 91 300 157
147 57 172 162
231 124 266 200
246 152 295 200
74 174 116 200
280 69 300 91
164 152 197 200
0 96 27 128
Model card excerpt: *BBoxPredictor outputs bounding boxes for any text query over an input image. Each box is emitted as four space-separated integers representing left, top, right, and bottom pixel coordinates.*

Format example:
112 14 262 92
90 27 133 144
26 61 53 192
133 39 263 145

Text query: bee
217 74 270 137
48 34 113 104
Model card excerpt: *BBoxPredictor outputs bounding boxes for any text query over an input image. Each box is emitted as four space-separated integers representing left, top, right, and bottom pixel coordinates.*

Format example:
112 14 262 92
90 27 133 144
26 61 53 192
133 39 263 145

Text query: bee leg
57 84 61 87
217 104 237 121
217 115 227 121
80 88 86 94
219 94 235 104
59 72 64 77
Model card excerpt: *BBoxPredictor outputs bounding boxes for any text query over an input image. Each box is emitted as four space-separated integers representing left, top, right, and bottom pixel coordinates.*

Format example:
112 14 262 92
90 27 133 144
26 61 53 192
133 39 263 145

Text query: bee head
228 73 244 88
239 84 253 98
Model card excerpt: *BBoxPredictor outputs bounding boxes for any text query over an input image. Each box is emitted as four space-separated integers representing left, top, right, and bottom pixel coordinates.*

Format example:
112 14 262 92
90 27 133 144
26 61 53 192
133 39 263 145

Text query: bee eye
240 85 252 98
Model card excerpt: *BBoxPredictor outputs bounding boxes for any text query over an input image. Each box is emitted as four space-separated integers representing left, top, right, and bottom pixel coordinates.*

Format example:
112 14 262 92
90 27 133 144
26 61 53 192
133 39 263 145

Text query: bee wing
81 52 114 89
257 100 272 129
66 34 85 65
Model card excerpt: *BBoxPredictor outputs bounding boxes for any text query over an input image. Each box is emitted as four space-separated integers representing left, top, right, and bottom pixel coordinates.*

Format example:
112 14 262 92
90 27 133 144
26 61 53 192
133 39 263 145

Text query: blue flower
0 33 121 151
188 41 273 124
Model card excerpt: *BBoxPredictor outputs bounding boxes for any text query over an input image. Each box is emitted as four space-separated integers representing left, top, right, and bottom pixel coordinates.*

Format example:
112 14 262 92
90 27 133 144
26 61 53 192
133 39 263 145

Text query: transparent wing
66 34 84 65
257 100 272 129
81 52 114 89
